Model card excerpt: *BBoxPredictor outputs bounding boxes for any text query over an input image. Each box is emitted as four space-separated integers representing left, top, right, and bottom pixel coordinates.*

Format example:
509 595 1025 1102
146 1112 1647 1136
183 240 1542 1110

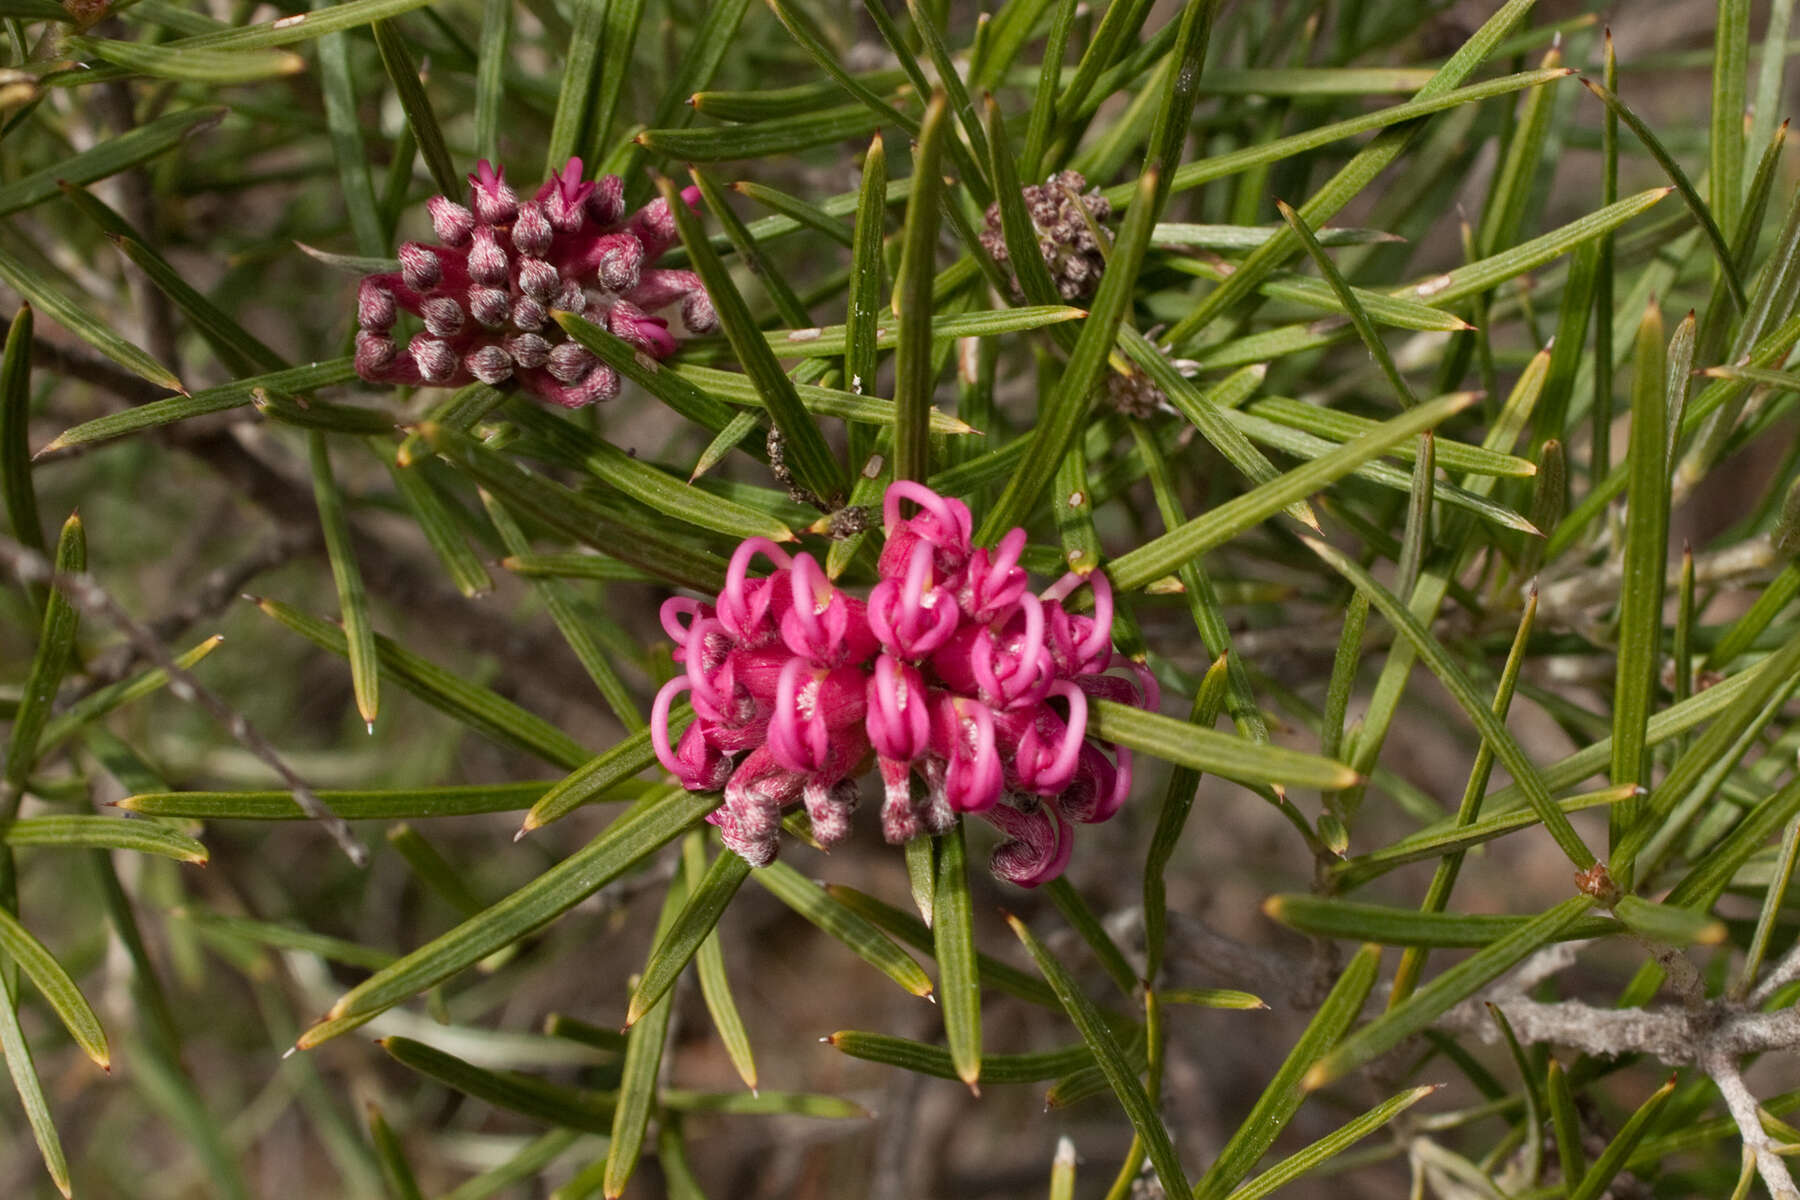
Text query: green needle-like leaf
1302 538 1594 869
520 720 678 833
826 1029 1095 1083
665 173 842 505
1611 301 1674 854
1108 391 1475 590
605 852 687 1198
1580 77 1746 310
306 786 717 1043
892 92 948 485
625 846 750 1027
933 823 981 1090
119 780 591 820
979 166 1160 540
1265 894 1617 947
0 906 107 1068
1008 913 1187 1198
371 19 458 196
0 245 181 394
257 597 591 769
751 862 934 999
1089 699 1356 790
0 306 43 558
4 816 206 863
308 433 379 729
1303 896 1595 1091
1567 1076 1676 1200
1227 1085 1438 1200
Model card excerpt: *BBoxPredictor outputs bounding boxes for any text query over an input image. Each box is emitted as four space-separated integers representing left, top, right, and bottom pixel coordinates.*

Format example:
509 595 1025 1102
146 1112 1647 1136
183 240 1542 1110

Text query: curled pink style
1011 679 1088 796
780 553 869 666
866 655 932 763
867 540 960 660
961 527 1029 623
965 593 1051 710
933 694 1003 813
1042 570 1115 676
717 538 795 646
982 800 1073 888
659 596 709 653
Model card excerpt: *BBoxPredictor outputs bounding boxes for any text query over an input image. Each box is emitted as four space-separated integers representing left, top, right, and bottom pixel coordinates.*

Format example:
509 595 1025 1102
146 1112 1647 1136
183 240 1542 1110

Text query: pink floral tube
651 482 1158 887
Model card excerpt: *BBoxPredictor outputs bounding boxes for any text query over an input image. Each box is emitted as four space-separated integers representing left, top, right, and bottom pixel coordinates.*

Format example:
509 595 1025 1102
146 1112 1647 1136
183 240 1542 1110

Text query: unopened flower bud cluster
353 158 716 408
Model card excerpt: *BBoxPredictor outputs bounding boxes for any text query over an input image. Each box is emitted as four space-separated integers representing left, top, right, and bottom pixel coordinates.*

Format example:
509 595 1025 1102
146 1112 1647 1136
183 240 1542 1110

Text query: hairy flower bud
420 295 464 337
427 195 476 246
511 201 553 257
465 344 513 385
409 335 457 383
398 243 441 292
357 280 396 331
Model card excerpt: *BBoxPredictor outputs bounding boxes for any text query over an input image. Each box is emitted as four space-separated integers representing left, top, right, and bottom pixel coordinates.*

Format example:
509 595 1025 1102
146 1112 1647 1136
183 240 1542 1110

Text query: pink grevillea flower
650 483 1156 886
353 158 716 408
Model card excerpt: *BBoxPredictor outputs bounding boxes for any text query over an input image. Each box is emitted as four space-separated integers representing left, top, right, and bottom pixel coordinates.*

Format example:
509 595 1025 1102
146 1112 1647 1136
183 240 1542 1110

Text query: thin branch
0 532 366 865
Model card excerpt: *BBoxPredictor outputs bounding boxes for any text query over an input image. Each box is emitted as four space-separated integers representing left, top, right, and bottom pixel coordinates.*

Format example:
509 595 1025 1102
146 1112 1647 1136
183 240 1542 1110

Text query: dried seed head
357 280 396 331
1105 367 1163 419
547 340 597 384
512 201 553 257
427 196 475 246
505 332 551 368
468 286 510 328
398 243 441 292
517 257 560 301
420 295 465 337
467 227 509 287
980 168 1112 301
409 335 458 383
466 344 514 384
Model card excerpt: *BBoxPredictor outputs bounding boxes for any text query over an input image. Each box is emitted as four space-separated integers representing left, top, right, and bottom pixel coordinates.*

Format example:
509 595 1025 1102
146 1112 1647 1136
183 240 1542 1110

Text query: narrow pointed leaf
1007 913 1188 1198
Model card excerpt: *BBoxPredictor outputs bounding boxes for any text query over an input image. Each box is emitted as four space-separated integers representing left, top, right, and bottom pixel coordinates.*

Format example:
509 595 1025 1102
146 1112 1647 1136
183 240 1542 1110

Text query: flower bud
467 227 509 287
465 344 513 385
357 280 396 331
427 195 476 246
468 286 510 328
468 160 518 224
354 330 396 374
408 335 458 383
511 201 553 256
587 173 626 225
398 243 441 292
546 340 597 384
420 295 464 337
517 257 560 301
504 332 551 368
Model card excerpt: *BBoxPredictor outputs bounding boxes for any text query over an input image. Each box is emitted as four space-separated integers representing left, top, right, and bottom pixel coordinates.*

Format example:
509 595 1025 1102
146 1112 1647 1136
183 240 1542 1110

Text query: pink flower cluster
353 158 715 408
651 483 1158 887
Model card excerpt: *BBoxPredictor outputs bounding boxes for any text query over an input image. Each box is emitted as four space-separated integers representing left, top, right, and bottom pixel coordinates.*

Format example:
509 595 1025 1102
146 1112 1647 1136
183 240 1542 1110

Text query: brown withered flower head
979 169 1113 301
353 158 716 408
